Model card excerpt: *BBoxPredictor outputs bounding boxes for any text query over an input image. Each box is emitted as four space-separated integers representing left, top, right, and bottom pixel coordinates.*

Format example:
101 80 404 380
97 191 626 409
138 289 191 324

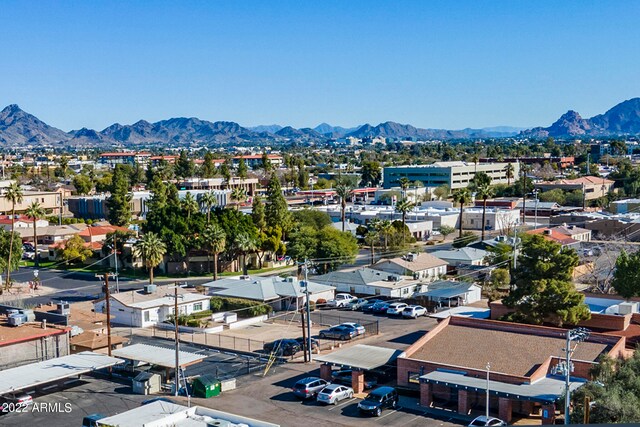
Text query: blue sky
1 1 639 131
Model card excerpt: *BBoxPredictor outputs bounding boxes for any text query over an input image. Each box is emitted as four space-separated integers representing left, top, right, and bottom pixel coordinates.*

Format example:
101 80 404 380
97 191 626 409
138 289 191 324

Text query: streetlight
485 362 491 419
302 260 313 362
562 327 590 425
532 189 539 228
169 282 187 397
309 178 314 206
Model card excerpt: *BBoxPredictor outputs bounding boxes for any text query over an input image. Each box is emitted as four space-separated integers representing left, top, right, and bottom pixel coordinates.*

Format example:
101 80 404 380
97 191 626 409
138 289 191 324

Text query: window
193 302 203 311
143 311 150 322
350 286 356 294
375 289 381 295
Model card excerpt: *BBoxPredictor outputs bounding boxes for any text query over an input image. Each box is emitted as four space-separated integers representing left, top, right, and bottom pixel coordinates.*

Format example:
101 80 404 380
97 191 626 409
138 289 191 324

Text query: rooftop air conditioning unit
56 302 70 315
143 284 157 294
618 301 639 315
8 313 27 326
20 309 36 322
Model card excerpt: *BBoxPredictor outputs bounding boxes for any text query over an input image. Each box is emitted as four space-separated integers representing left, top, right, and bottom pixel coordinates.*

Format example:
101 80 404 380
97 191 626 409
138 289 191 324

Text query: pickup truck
327 293 357 308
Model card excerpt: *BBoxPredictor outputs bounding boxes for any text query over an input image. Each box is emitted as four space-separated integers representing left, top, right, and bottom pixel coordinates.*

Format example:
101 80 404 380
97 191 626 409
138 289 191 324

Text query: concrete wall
0 332 70 369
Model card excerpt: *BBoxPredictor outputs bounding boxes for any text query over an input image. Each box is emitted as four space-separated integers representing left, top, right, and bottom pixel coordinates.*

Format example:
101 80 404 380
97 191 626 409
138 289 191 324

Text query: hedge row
210 297 273 318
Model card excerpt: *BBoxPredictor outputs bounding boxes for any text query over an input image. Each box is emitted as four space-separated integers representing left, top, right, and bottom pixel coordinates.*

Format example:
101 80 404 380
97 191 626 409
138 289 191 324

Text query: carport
316 344 404 393
0 351 123 396
418 282 479 308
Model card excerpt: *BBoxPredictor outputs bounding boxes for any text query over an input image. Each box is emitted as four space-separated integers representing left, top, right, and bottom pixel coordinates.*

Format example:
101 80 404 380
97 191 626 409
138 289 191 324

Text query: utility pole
300 308 308 363
485 362 491 419
113 233 119 293
303 259 312 362
564 330 571 425
170 282 187 397
520 161 526 228
96 273 114 357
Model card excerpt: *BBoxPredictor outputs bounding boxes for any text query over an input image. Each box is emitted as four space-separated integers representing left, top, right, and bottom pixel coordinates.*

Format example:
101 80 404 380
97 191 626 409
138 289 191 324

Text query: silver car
316 384 354 405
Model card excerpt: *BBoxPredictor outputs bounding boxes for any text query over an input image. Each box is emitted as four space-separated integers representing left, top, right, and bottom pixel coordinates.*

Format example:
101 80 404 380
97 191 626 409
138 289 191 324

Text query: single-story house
372 252 447 281
415 280 482 307
93 285 211 328
397 316 626 425
312 267 424 298
526 228 581 249
202 275 335 312
430 247 488 267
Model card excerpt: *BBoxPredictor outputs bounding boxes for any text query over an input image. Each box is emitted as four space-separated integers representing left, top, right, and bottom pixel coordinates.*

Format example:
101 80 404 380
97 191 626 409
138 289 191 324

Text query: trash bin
192 374 221 398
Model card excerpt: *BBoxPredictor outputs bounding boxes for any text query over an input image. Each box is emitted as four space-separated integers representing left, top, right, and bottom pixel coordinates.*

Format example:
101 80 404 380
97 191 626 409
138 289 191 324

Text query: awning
315 344 404 371
420 371 586 403
418 284 474 299
112 343 206 368
0 351 123 396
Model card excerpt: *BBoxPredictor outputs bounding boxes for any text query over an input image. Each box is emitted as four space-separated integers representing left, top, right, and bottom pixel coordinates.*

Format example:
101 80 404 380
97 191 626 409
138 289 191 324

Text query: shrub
309 301 316 311
186 319 200 327
209 296 273 318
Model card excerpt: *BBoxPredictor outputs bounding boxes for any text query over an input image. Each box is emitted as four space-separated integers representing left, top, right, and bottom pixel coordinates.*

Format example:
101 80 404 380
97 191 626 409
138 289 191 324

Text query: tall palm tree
5 182 23 287
374 219 394 253
505 163 514 186
398 177 410 199
395 199 415 246
231 188 247 210
364 231 379 265
234 232 257 275
452 188 471 238
199 191 218 223
25 201 44 268
181 192 198 220
334 181 353 232
204 223 226 280
475 183 494 241
133 232 167 284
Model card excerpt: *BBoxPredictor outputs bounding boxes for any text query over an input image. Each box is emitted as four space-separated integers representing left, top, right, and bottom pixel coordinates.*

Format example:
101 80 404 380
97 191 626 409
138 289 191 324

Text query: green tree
488 268 510 300
372 218 395 252
106 165 132 226
471 172 494 240
220 159 232 184
538 188 566 205
199 191 218 223
4 182 23 287
175 150 195 178
72 174 93 195
611 249 640 300
234 232 257 275
201 151 216 178
395 199 415 245
25 201 44 268
292 209 332 229
364 230 379 265
237 157 248 180
439 225 455 240
287 226 358 272
504 163 515 186
0 229 22 291
134 232 167 284
265 174 292 234
203 223 226 280
433 184 450 200
360 161 382 187
452 188 471 238
503 234 589 326
231 187 247 210
251 195 266 232
334 180 353 232
261 153 273 173
57 235 93 265
181 192 199 220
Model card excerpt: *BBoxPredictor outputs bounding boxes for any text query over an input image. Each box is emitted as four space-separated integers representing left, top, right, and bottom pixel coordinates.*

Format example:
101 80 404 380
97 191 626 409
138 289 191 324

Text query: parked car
295 337 319 351
357 386 398 416
340 322 366 336
82 414 106 427
22 251 35 260
371 302 391 314
319 325 355 340
141 397 175 406
327 293 357 308
468 416 507 426
331 370 378 389
3 393 33 407
386 302 408 316
316 384 354 405
347 298 368 311
402 305 427 318
361 299 384 312
263 339 301 356
291 377 330 399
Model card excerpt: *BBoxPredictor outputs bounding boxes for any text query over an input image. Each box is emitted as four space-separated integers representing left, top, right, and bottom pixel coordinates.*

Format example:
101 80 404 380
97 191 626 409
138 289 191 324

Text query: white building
372 252 448 281
93 285 211 328
313 267 425 298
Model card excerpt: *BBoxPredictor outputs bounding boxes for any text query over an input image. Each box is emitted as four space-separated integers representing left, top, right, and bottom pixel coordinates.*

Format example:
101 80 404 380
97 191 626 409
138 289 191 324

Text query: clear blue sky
1 1 639 131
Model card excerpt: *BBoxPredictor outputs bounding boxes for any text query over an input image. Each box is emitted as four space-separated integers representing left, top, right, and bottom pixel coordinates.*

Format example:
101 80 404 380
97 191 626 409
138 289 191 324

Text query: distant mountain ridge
1 98 639 147
521 98 640 137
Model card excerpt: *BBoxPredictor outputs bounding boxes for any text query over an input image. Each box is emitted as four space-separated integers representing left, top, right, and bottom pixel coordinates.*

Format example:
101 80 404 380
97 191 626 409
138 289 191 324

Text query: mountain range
1 98 640 147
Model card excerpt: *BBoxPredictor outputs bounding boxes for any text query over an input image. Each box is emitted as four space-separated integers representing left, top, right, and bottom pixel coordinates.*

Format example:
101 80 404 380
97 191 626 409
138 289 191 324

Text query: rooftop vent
143 284 157 294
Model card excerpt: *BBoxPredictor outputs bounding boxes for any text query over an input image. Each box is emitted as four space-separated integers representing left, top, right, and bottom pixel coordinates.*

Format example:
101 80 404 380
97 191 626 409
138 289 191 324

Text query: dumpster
192 374 221 398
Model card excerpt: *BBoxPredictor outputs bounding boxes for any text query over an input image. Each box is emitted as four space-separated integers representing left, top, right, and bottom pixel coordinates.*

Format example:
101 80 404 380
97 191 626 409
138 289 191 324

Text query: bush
186 319 200 327
209 296 272 318
309 301 316 311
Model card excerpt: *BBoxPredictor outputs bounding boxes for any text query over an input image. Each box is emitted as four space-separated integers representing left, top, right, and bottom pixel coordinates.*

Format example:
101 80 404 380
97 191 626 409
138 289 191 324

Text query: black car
361 299 384 312
263 339 301 356
295 337 319 351
370 302 391 314
357 386 398 417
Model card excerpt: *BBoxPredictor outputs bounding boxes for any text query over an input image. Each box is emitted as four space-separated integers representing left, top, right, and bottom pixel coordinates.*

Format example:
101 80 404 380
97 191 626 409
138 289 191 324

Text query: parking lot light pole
564 327 590 425
170 282 187 396
304 259 312 362
486 362 490 419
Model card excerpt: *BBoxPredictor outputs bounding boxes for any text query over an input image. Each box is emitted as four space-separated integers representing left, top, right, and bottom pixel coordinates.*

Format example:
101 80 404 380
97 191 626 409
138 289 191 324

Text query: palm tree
398 177 410 199
231 188 247 210
364 231 379 265
204 223 226 280
334 181 353 232
475 182 494 241
395 199 415 246
181 192 198 219
373 219 394 253
199 191 218 223
451 188 471 238
4 182 23 287
505 163 514 186
133 232 167 284
25 201 44 268
234 232 257 275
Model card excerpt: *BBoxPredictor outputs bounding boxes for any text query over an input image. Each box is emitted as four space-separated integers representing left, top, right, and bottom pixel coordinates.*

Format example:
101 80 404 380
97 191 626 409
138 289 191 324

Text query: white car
327 293 357 308
402 305 427 318
468 416 507 426
386 302 408 316
341 322 366 336
316 384 354 405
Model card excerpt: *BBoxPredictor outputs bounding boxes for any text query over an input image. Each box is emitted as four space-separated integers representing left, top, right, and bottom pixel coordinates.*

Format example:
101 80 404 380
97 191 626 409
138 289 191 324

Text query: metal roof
420 371 586 404
315 344 404 370
417 282 478 299
112 343 206 368
0 351 123 396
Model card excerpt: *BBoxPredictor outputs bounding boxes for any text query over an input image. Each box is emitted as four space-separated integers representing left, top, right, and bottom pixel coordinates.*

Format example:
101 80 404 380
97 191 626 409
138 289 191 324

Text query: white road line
327 397 356 411
232 363 244 367
376 408 399 420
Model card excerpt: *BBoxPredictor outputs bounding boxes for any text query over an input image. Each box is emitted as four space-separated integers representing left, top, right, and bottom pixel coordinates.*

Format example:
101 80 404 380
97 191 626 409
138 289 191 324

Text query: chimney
42 319 47 329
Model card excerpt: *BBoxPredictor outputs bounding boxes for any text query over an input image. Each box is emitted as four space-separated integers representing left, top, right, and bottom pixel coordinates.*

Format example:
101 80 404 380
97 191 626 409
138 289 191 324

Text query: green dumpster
192 374 221 398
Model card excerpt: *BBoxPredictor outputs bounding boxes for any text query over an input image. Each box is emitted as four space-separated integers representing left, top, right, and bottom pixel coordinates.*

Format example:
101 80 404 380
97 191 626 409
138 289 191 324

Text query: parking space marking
376 408 400 420
327 397 356 410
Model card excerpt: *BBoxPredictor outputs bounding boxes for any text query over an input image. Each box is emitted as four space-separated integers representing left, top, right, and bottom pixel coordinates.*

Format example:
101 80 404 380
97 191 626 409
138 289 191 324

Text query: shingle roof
431 247 488 262
313 268 417 289
526 228 579 246
373 253 447 273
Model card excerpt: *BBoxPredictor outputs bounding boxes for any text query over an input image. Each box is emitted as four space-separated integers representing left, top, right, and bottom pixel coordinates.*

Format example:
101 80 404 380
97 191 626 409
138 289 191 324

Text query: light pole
309 178 314 206
303 260 312 362
170 282 187 397
532 189 539 228
485 362 491 419
563 327 590 425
